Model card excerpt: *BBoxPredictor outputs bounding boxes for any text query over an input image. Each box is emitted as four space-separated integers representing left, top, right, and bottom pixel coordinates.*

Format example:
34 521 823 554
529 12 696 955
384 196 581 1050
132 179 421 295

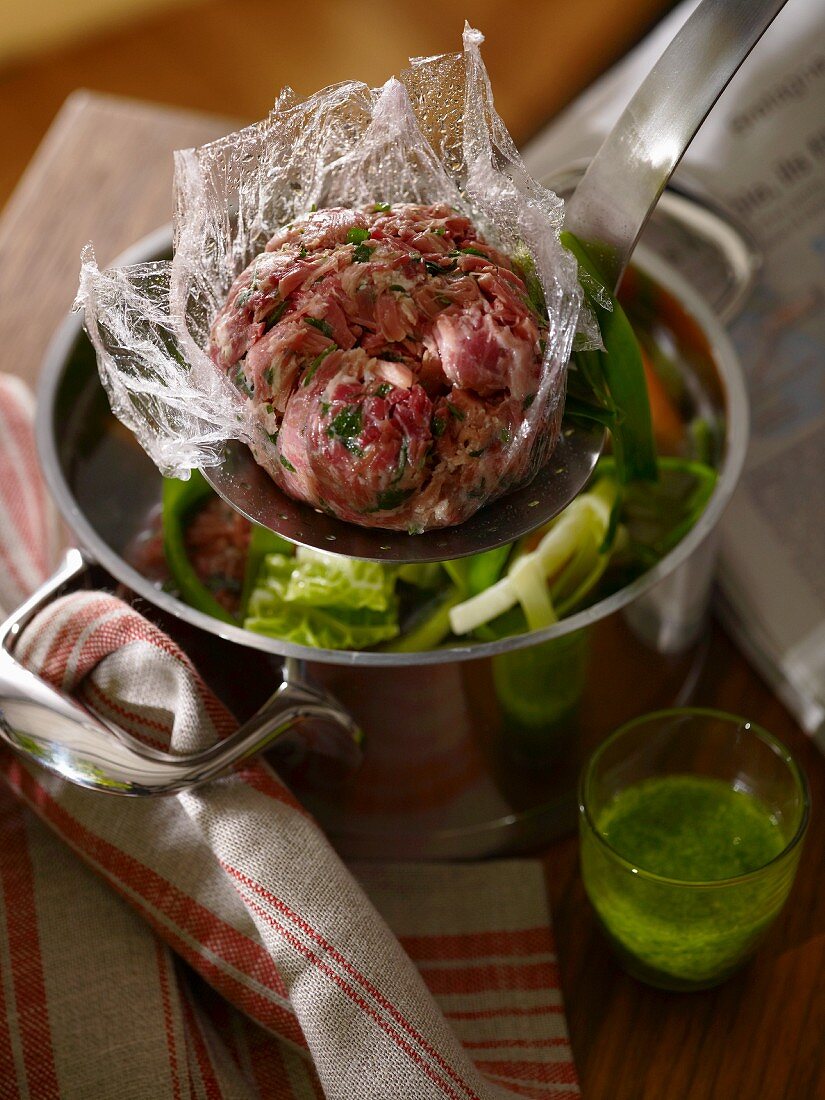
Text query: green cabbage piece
243 548 400 649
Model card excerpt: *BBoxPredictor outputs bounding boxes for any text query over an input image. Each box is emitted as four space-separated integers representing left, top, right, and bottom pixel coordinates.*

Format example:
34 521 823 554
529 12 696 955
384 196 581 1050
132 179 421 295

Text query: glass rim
578 706 811 888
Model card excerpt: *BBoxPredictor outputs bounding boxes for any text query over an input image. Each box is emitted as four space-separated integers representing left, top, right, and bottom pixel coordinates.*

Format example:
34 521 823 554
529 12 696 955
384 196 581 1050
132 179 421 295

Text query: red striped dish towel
0 373 579 1100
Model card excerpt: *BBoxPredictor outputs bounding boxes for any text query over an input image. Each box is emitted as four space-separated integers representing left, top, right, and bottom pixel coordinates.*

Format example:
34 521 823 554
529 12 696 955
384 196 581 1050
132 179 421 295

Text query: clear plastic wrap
78 25 590 532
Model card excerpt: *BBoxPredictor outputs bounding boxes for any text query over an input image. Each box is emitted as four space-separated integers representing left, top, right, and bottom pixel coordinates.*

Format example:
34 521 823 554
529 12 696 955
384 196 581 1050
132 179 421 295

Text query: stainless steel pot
1 226 748 859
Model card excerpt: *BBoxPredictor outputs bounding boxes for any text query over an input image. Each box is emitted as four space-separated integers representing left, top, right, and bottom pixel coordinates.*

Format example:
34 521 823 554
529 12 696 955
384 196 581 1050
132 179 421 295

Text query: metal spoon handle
563 0 789 290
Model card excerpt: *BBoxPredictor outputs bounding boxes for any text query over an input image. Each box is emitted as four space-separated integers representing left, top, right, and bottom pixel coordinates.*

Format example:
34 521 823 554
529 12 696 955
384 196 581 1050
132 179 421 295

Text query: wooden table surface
1 69 822 1100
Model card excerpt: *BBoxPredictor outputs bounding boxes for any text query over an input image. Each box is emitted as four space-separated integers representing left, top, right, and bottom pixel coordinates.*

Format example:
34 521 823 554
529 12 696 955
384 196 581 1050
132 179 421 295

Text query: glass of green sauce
579 708 809 991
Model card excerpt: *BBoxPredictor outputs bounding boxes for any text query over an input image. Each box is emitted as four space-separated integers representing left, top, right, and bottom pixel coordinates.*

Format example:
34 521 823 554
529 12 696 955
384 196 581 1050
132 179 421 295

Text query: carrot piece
641 348 684 455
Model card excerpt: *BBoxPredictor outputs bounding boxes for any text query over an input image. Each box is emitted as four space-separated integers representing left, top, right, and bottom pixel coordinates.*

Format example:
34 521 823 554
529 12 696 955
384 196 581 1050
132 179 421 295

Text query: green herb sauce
582 775 791 989
599 776 783 880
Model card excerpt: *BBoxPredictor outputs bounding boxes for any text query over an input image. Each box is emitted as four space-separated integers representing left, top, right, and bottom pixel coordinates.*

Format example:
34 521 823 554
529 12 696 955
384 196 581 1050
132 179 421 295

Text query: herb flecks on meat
208 203 548 531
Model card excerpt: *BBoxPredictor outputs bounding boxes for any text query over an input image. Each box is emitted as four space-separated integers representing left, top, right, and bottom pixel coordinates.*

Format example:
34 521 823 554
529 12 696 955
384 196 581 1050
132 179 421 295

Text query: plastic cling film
77 25 590 527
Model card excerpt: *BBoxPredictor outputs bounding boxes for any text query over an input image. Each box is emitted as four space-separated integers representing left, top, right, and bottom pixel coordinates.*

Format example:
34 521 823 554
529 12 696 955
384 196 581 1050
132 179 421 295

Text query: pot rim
36 226 749 668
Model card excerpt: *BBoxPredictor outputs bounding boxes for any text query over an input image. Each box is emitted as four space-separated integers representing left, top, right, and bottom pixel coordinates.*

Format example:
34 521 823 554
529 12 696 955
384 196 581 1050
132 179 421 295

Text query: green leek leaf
561 231 657 485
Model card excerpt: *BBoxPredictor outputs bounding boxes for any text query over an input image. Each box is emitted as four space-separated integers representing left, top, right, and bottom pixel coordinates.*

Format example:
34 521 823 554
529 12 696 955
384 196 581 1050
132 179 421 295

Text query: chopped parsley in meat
208 203 548 530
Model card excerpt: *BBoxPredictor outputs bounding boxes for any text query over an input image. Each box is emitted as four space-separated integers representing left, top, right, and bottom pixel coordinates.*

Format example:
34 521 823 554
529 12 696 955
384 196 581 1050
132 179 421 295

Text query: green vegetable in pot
163 470 292 624
448 474 620 636
599 455 717 577
239 522 294 618
561 231 658 486
446 450 716 640
383 587 466 654
243 547 401 650
162 470 237 625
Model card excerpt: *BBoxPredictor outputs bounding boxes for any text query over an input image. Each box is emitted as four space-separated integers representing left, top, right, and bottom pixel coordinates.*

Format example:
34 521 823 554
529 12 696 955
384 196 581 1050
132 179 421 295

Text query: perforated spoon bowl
204 0 788 563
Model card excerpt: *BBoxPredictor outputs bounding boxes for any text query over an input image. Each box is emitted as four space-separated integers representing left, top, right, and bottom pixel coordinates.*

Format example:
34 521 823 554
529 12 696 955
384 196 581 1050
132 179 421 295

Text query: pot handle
0 549 362 795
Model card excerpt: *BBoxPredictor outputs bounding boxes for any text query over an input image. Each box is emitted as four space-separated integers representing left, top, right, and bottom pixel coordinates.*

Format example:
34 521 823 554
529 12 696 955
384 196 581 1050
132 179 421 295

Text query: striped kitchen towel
0 373 578 1100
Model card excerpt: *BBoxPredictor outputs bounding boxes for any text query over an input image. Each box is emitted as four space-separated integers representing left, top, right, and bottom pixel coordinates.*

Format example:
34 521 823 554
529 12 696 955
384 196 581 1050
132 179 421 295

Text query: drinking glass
579 708 809 990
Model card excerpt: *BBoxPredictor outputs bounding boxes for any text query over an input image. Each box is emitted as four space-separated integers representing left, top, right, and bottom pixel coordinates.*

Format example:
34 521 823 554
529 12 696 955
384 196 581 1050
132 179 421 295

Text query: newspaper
523 0 825 747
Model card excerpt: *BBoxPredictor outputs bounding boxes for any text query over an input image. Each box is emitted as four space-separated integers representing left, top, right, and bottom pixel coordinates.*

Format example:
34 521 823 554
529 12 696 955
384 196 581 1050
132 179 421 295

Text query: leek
449 476 619 636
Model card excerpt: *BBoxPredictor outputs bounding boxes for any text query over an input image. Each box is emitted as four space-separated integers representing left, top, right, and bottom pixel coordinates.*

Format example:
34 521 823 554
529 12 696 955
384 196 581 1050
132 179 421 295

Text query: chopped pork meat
208 202 550 531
